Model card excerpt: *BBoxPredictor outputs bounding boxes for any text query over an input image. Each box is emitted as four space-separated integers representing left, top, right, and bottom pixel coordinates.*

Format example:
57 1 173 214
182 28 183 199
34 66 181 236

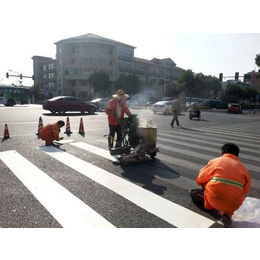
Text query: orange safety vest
39 123 61 141
105 98 131 126
196 153 251 215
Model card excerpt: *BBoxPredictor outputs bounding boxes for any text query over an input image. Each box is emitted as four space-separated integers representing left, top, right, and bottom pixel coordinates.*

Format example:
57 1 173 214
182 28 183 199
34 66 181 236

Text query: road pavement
0 104 260 228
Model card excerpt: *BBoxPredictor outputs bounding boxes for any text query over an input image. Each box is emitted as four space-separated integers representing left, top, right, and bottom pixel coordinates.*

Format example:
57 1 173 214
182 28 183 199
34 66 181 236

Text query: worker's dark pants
171 111 179 126
108 124 122 148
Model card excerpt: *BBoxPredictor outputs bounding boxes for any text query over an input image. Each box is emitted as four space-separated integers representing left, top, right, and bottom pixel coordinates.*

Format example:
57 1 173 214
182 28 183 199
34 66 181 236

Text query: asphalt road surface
1 104 260 228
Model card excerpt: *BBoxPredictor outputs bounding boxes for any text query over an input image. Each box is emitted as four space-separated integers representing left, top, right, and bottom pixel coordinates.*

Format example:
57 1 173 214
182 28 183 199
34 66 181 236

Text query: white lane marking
71 141 198 191
196 126 260 139
157 136 260 163
55 139 75 144
39 145 214 228
95 139 260 189
156 140 260 173
71 142 118 162
191 127 260 141
159 131 260 153
0 150 115 228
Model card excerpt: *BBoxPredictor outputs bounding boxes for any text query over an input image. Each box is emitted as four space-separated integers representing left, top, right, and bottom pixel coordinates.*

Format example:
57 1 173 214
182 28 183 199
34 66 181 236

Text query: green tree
88 71 111 93
205 75 222 99
177 69 196 96
225 83 245 103
255 54 260 67
114 74 141 95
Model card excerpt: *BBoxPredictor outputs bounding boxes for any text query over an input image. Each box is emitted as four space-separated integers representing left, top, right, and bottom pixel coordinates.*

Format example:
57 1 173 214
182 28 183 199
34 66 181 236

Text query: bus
0 85 31 106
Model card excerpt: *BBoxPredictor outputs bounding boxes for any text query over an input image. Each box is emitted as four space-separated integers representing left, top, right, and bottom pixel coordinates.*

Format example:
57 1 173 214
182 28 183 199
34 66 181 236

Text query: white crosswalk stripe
0 150 115 228
38 145 214 228
1 119 260 228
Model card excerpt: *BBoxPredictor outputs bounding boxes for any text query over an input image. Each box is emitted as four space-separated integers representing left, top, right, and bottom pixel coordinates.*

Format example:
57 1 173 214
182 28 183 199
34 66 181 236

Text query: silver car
151 101 173 115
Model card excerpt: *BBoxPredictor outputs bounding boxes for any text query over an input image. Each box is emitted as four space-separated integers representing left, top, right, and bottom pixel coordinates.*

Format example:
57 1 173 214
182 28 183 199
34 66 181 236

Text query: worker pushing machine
39 120 65 146
105 89 132 148
196 143 251 227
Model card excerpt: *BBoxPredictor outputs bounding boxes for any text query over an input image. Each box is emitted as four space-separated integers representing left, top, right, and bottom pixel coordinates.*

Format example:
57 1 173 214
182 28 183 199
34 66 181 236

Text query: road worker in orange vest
39 120 65 146
196 143 251 227
105 89 131 148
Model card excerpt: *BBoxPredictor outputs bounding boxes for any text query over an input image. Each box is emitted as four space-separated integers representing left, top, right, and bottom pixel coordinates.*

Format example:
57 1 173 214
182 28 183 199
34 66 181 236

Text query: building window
48 63 54 70
119 49 132 58
58 58 62 65
72 46 80 54
58 46 62 54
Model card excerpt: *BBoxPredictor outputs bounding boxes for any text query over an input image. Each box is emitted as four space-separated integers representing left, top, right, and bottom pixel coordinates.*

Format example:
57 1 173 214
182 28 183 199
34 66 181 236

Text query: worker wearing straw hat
105 89 132 148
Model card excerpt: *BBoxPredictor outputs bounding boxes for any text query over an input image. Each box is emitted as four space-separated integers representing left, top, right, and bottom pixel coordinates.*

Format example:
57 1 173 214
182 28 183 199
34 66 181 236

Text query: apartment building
32 33 186 100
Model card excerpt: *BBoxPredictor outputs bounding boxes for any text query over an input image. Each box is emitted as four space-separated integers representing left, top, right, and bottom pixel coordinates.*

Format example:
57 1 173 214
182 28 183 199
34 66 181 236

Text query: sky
1 0 259 87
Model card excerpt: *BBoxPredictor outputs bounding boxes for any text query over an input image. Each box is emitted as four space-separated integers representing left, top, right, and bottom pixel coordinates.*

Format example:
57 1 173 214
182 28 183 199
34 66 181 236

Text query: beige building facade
32 33 186 100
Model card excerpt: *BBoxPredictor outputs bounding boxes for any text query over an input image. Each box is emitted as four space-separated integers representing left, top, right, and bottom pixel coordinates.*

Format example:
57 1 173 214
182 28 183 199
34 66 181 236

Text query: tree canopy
114 74 141 95
255 54 260 67
88 71 111 93
177 70 222 98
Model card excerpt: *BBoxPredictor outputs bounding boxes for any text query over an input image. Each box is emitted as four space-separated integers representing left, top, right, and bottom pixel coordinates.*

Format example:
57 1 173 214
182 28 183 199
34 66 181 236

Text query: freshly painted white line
39 145 215 228
55 139 75 144
0 150 115 228
95 139 260 189
71 142 118 162
71 141 198 190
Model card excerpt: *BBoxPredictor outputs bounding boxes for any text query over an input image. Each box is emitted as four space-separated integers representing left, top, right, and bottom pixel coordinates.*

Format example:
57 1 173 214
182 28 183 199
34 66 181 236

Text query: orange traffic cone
36 116 43 139
78 118 85 136
64 117 73 136
3 124 11 139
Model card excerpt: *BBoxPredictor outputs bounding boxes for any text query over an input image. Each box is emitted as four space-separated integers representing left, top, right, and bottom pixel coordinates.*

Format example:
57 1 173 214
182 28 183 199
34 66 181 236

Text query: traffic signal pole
6 72 34 80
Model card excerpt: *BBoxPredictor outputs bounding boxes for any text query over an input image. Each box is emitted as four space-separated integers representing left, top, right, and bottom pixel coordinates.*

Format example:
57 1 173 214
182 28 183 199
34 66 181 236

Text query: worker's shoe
222 214 232 228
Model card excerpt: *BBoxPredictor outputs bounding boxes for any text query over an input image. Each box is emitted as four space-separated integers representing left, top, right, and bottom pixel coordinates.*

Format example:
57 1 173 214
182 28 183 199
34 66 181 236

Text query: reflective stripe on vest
210 177 244 189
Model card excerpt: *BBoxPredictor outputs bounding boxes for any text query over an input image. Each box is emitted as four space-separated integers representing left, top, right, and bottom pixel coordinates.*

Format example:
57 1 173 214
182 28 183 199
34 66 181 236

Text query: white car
127 100 138 107
151 101 173 115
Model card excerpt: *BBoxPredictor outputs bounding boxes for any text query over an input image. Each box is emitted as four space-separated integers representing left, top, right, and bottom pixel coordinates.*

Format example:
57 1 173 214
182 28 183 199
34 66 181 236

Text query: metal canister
137 126 157 151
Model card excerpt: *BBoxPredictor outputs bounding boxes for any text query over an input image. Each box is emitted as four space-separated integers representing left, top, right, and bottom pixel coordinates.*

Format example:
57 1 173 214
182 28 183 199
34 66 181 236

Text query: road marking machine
105 114 159 165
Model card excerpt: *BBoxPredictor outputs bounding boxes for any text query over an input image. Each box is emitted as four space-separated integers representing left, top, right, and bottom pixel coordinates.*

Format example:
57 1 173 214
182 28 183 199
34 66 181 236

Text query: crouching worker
196 143 251 227
40 120 65 146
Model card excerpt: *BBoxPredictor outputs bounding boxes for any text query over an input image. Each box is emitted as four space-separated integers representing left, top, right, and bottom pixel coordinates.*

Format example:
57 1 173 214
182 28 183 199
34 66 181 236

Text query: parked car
151 101 173 115
90 98 110 111
202 100 221 108
127 100 138 107
42 96 97 114
216 102 228 109
145 101 153 109
227 103 243 114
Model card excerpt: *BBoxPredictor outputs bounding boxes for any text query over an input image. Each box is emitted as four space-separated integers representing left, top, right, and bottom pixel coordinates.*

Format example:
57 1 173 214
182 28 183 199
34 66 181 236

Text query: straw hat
112 89 129 99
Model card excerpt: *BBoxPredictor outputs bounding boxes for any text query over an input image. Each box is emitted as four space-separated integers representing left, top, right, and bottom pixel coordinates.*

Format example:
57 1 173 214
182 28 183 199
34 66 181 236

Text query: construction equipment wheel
150 151 157 159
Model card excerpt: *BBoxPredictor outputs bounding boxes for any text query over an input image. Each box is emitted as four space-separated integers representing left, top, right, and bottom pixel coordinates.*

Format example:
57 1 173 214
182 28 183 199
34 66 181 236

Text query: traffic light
20 74 23 79
219 73 223 82
235 72 239 81
6 72 9 78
